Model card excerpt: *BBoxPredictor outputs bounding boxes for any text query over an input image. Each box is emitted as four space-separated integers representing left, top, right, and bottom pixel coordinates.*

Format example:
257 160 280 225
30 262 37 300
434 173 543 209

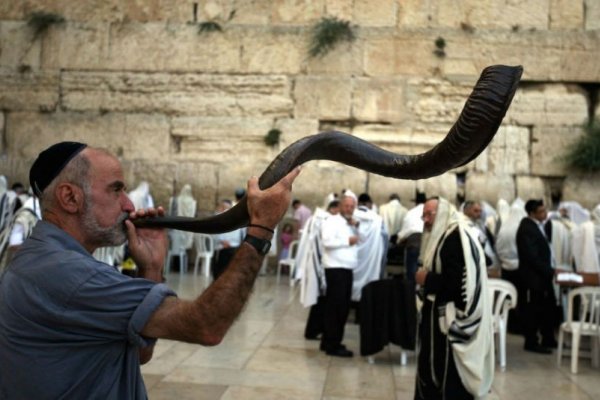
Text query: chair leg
203 256 211 278
557 328 564 367
498 319 507 371
571 332 581 374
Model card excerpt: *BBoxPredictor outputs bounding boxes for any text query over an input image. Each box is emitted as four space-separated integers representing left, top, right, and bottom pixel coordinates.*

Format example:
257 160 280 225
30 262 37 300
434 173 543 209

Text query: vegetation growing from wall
564 121 600 171
27 12 65 38
308 17 355 58
264 129 282 147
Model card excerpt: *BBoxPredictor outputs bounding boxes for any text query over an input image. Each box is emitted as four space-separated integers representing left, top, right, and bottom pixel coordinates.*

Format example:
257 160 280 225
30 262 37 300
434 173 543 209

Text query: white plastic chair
557 286 600 373
488 278 518 371
165 230 188 274
277 240 299 286
193 233 214 278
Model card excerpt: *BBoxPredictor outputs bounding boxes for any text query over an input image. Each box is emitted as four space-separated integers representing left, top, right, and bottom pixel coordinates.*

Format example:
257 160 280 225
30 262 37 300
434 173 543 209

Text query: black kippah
29 141 87 197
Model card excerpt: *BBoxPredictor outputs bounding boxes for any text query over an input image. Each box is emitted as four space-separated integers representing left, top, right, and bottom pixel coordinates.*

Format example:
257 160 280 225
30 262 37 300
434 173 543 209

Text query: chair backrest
194 233 214 255
566 287 600 331
487 278 518 321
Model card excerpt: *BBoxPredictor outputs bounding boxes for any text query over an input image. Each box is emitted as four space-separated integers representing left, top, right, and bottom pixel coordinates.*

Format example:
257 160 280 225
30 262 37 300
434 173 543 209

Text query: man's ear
55 183 85 214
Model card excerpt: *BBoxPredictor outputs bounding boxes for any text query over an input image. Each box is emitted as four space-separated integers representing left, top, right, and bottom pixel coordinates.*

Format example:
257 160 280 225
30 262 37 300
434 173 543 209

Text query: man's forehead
424 199 438 210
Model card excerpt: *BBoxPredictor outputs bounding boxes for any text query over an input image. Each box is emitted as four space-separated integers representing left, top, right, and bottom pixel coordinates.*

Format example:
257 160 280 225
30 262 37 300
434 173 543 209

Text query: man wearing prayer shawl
415 197 494 400
571 204 600 273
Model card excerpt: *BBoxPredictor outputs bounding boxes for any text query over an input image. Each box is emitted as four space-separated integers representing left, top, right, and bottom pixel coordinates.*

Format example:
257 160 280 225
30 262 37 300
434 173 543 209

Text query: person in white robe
571 204 600 273
168 184 197 251
127 181 154 210
378 194 407 240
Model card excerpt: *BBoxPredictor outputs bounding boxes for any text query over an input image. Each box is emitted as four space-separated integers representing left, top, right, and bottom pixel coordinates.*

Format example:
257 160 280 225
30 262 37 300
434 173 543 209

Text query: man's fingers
280 166 301 189
247 176 259 193
125 220 137 246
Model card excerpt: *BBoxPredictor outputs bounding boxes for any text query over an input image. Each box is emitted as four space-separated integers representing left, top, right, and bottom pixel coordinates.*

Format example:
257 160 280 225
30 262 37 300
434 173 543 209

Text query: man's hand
349 235 359 246
246 167 301 235
125 206 168 282
415 268 428 286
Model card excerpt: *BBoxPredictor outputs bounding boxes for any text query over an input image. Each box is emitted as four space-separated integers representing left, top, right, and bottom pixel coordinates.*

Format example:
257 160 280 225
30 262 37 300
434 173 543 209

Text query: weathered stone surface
231 0 272 25
305 36 363 76
563 172 600 210
352 77 407 123
531 125 585 177
351 125 443 155
465 173 515 205
367 174 417 209
0 112 4 153
325 0 353 21
550 0 584 29
294 76 352 119
585 0 600 30
506 84 589 126
5 111 169 161
62 71 293 117
171 116 275 162
407 77 473 125
354 0 397 27
0 69 59 111
274 118 320 146
481 125 530 175
240 29 303 74
271 0 324 25
0 21 41 69
43 22 109 69
516 176 546 201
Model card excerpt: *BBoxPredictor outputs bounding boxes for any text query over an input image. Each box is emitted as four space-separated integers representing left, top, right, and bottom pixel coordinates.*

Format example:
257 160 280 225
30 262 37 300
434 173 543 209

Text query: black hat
29 141 87 197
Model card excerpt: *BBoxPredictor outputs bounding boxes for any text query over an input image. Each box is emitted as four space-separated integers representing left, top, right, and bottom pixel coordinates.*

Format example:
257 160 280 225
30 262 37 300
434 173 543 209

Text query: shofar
134 64 523 234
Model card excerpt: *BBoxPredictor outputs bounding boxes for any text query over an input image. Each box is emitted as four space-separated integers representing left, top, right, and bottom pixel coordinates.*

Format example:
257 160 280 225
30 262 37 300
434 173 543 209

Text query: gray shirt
0 221 176 399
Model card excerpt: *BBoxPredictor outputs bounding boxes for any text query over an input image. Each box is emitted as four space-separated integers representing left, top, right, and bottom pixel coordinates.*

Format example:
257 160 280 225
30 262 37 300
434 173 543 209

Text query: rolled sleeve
128 283 176 347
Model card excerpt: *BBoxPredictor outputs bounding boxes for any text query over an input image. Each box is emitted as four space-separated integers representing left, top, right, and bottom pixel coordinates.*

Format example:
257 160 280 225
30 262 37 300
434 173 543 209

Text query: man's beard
82 197 129 248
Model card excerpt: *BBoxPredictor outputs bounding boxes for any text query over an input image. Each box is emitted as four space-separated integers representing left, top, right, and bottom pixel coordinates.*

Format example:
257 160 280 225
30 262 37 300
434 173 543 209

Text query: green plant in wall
564 121 600 171
198 21 223 34
433 36 446 58
27 11 65 38
264 129 282 147
308 17 355 58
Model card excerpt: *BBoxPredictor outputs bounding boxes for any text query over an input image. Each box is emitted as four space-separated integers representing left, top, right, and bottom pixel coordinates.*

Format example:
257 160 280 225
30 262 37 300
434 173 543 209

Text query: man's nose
122 193 135 212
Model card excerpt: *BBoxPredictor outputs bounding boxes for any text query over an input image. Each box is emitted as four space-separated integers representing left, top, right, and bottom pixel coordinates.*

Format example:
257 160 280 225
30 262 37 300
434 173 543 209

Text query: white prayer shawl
550 219 573 269
397 204 424 242
172 184 197 250
495 199 527 271
128 181 155 210
352 207 386 301
379 199 407 236
559 201 591 226
298 208 328 308
571 205 600 273
420 198 494 398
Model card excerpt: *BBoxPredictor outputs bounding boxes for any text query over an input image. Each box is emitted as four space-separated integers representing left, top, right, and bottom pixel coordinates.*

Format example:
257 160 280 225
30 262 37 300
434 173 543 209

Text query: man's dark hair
358 193 372 204
292 199 301 207
327 200 339 211
463 200 479 210
525 199 544 215
389 193 400 201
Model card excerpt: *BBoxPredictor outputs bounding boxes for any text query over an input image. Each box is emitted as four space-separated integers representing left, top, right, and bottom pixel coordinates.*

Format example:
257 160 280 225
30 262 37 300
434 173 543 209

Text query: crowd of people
2 141 600 399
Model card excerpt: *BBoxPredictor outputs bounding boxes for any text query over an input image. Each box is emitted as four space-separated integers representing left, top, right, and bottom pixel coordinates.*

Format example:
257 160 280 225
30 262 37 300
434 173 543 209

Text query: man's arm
137 167 301 345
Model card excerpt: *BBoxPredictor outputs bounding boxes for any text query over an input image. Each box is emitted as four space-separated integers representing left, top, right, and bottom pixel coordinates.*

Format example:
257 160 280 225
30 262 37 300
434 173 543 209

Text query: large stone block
531 125 585 177
231 0 272 25
271 0 324 25
441 0 550 30
61 71 293 117
351 125 428 154
562 172 600 210
352 77 407 123
406 77 473 125
505 84 589 126
353 0 397 27
0 68 59 111
585 0 600 30
325 0 353 21
0 112 4 153
294 76 352 120
0 21 41 69
515 176 546 201
171 116 275 163
367 174 417 209
397 0 435 28
305 35 363 76
483 126 530 175
466 173 515 205
550 0 584 29
5 111 169 161
273 118 320 146
240 29 303 74
43 22 109 69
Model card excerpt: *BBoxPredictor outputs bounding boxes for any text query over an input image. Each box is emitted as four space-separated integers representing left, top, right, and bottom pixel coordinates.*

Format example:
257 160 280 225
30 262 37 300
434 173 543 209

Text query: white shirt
320 214 358 270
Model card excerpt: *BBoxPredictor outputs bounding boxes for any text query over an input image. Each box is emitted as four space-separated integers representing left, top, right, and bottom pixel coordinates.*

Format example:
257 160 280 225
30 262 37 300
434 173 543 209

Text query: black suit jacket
516 217 553 292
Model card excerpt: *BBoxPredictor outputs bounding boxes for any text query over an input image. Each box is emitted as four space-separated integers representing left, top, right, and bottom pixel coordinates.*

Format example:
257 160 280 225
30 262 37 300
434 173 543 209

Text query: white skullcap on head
342 189 357 202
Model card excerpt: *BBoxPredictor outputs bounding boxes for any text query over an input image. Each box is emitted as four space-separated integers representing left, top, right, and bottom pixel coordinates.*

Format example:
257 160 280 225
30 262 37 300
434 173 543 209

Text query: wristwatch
244 234 271 256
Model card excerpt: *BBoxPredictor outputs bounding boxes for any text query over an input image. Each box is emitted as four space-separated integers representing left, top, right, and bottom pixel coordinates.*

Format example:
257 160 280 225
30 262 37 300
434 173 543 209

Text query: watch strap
244 234 271 256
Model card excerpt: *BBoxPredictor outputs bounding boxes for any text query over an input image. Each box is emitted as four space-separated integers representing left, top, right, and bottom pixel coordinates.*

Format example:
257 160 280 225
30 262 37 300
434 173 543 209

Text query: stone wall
1 0 599 211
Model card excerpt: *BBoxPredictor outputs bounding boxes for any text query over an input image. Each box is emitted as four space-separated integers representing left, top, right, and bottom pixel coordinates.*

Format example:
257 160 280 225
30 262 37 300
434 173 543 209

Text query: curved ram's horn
134 64 523 234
